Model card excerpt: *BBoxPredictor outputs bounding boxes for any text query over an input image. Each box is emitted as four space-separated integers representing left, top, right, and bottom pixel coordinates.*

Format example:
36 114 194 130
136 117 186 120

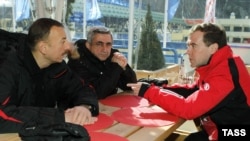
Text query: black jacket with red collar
139 45 250 128
0 38 99 133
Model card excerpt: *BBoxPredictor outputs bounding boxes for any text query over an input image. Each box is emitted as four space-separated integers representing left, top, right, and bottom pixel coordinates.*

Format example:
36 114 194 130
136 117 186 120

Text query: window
244 27 250 32
1 0 250 70
224 26 230 31
233 38 241 43
234 26 242 32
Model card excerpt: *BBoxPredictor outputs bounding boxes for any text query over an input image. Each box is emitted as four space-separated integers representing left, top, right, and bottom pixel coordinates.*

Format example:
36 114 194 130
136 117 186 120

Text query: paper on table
111 107 178 127
83 113 114 131
99 94 151 108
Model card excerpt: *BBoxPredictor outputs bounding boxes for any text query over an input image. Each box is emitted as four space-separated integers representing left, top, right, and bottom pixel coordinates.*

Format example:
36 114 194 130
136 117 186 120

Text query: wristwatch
81 104 92 111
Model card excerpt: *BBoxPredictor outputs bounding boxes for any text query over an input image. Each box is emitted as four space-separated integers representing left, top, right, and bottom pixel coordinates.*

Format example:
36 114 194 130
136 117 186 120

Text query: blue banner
168 0 180 21
15 0 30 21
86 0 102 21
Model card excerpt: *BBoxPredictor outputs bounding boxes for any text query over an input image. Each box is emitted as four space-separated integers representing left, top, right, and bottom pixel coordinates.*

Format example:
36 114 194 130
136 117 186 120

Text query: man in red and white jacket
128 23 250 141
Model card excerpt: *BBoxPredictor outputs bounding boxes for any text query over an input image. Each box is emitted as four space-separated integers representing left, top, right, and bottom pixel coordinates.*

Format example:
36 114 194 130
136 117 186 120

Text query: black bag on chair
18 122 90 141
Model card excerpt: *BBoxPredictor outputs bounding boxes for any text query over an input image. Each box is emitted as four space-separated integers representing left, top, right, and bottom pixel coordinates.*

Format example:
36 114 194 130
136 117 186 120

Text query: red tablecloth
84 113 114 131
89 132 128 141
99 94 151 108
111 107 178 127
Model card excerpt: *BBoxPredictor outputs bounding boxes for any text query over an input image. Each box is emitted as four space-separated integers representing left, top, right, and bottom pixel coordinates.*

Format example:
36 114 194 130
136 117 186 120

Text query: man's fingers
83 117 98 125
127 83 135 87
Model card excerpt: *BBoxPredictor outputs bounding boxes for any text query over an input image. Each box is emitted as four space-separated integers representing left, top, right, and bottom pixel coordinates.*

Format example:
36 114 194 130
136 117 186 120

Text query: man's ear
37 41 47 55
85 42 90 49
210 43 219 54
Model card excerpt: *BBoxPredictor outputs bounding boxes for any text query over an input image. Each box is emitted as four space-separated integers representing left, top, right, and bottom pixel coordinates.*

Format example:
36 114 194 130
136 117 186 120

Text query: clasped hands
65 105 97 125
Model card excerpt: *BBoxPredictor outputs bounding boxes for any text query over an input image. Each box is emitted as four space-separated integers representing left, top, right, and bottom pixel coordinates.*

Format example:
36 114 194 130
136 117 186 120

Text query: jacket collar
18 41 42 75
19 41 67 77
196 45 233 75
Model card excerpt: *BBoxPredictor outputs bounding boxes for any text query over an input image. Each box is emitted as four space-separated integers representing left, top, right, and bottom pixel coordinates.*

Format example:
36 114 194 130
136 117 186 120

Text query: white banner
204 0 216 23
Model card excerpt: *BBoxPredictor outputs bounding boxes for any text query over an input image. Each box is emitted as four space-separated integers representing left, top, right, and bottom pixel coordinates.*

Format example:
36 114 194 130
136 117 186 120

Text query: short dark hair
86 26 113 44
27 18 64 50
189 23 227 49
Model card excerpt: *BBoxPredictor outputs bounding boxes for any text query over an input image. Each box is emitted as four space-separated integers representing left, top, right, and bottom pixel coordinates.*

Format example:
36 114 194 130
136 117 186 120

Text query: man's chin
190 63 195 68
55 57 65 63
99 57 108 61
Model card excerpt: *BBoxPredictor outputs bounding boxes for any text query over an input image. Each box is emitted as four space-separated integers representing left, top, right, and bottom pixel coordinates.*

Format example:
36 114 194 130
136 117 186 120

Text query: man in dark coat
0 18 99 133
68 26 137 99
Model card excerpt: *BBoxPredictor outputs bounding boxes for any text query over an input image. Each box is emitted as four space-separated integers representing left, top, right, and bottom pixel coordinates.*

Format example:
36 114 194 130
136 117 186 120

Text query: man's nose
65 41 72 50
102 45 110 52
186 47 191 55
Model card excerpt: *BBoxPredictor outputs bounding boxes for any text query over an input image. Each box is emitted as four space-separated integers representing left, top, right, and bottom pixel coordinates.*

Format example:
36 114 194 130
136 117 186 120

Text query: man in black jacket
68 26 137 99
0 18 99 133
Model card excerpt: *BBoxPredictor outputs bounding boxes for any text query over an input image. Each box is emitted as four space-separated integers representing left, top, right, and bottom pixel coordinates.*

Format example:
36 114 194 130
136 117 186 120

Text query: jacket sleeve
117 64 137 91
52 63 99 116
0 58 99 133
93 63 127 99
92 60 138 99
138 81 198 98
162 82 199 98
139 73 234 120
0 57 65 133
92 49 137 98
68 43 137 99
0 105 65 133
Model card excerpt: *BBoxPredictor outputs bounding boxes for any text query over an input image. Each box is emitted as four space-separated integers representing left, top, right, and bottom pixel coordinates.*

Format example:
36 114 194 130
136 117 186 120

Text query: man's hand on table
65 106 98 125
